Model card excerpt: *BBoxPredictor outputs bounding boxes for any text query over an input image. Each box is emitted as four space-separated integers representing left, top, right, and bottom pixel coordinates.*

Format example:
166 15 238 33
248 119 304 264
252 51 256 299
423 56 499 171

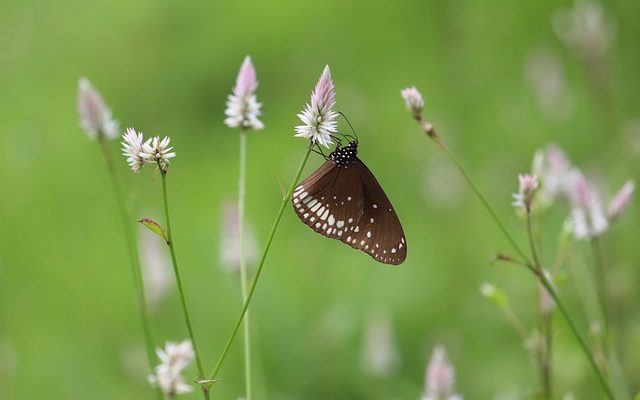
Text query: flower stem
435 138 529 263
238 129 252 400
159 171 210 400
527 213 552 400
591 237 609 337
206 144 313 388
422 128 615 399
97 136 162 400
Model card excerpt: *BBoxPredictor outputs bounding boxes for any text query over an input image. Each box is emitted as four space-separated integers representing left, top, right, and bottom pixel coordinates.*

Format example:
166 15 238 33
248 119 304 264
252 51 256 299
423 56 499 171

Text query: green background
1 0 639 398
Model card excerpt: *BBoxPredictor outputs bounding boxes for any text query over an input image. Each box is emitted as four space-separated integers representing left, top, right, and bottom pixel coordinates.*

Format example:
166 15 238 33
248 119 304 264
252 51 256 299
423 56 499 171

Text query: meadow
1 0 639 399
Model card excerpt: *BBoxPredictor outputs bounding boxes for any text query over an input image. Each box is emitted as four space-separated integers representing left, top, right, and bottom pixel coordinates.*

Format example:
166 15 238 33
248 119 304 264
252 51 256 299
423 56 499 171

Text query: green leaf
634 393 639 400
138 218 168 242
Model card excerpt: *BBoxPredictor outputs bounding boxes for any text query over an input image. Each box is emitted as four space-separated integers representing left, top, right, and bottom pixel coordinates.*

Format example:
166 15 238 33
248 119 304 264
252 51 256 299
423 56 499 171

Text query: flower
568 172 608 239
533 144 573 204
148 340 194 396
512 174 539 212
77 78 118 139
401 86 425 119
219 202 258 273
225 56 264 130
141 136 176 173
608 180 635 222
552 0 614 61
295 65 338 148
422 344 462 400
361 310 399 377
121 127 146 173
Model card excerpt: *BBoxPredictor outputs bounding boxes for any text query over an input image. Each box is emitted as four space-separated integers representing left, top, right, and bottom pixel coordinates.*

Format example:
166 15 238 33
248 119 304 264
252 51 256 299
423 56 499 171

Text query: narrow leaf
138 218 168 242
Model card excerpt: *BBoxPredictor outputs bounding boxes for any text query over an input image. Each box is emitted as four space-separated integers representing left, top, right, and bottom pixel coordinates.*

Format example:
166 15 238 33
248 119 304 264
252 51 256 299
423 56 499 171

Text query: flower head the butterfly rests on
295 65 338 148
225 56 264 130
77 78 118 140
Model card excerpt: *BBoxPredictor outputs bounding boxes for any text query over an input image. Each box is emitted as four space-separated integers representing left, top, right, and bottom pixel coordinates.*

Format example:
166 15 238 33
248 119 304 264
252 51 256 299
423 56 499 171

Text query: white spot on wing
336 220 344 228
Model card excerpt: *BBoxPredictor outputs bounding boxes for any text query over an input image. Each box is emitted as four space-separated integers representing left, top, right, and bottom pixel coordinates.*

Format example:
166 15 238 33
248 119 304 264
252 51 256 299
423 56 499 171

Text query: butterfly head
329 141 358 168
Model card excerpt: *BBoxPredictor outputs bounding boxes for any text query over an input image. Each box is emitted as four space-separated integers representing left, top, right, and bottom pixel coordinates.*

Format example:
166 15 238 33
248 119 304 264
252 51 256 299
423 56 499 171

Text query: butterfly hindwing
350 158 406 265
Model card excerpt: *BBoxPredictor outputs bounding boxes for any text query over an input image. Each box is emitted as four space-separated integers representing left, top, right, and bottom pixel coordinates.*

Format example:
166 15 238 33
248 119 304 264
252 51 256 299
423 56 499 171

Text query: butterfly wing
292 160 365 240
349 158 407 265
292 158 406 265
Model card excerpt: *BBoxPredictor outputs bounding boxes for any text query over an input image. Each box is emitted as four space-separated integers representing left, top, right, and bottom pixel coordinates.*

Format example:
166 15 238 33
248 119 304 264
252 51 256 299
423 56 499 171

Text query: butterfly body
292 141 407 265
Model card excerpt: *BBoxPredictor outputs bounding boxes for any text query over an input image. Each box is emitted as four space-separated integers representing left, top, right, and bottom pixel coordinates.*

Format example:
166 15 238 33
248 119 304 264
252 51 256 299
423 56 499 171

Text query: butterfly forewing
292 142 406 265
292 160 364 240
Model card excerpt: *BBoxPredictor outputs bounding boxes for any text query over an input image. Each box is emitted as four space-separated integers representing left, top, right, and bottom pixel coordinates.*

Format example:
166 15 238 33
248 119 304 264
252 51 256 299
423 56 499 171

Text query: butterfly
292 140 407 265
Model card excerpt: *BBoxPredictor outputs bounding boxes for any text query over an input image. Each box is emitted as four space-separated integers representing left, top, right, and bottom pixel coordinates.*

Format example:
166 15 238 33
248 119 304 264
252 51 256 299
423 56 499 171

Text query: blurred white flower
77 78 118 139
607 180 635 222
568 171 608 239
295 65 338 148
141 136 176 173
219 202 258 273
401 86 425 119
361 310 399 377
553 0 614 61
524 48 574 122
422 344 462 400
532 144 573 205
138 226 172 308
121 127 146 173
148 340 194 396
512 174 539 212
225 56 264 130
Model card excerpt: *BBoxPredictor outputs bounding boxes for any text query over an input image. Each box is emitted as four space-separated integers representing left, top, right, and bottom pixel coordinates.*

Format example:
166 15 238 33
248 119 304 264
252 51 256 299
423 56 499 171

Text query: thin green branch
98 136 162 400
206 144 313 389
159 171 210 400
238 130 252 400
591 237 609 336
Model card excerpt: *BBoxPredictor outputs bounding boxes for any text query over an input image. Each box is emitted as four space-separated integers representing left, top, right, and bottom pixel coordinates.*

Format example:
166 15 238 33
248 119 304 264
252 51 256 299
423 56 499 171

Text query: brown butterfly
292 140 407 265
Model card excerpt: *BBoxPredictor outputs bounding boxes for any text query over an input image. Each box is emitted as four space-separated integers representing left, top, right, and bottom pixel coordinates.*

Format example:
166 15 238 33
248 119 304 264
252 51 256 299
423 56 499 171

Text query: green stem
527 213 552 400
159 171 210 400
436 140 529 263
206 144 313 387
238 130 252 400
97 136 162 400
424 131 615 399
591 237 609 337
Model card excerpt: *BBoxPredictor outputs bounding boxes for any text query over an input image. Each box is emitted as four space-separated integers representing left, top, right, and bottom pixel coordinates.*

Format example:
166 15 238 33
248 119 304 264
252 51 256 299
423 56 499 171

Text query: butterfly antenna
337 111 359 142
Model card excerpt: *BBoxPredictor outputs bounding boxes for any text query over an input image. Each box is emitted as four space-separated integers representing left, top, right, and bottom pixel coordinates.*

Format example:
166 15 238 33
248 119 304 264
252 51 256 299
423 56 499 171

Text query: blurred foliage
0 0 639 399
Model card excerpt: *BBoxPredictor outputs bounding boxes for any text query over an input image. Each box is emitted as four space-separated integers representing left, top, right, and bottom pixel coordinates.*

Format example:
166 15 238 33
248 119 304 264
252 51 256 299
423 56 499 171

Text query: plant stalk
98 136 162 400
159 170 210 400
238 129 252 400
206 144 313 389
421 126 615 399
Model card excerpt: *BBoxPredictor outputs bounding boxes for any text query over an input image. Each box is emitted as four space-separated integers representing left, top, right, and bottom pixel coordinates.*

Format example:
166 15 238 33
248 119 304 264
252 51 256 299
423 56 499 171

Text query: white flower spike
121 127 146 173
148 340 195 396
512 174 539 213
401 86 425 119
225 56 264 130
422 344 462 400
141 136 176 173
295 65 338 148
77 78 118 139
